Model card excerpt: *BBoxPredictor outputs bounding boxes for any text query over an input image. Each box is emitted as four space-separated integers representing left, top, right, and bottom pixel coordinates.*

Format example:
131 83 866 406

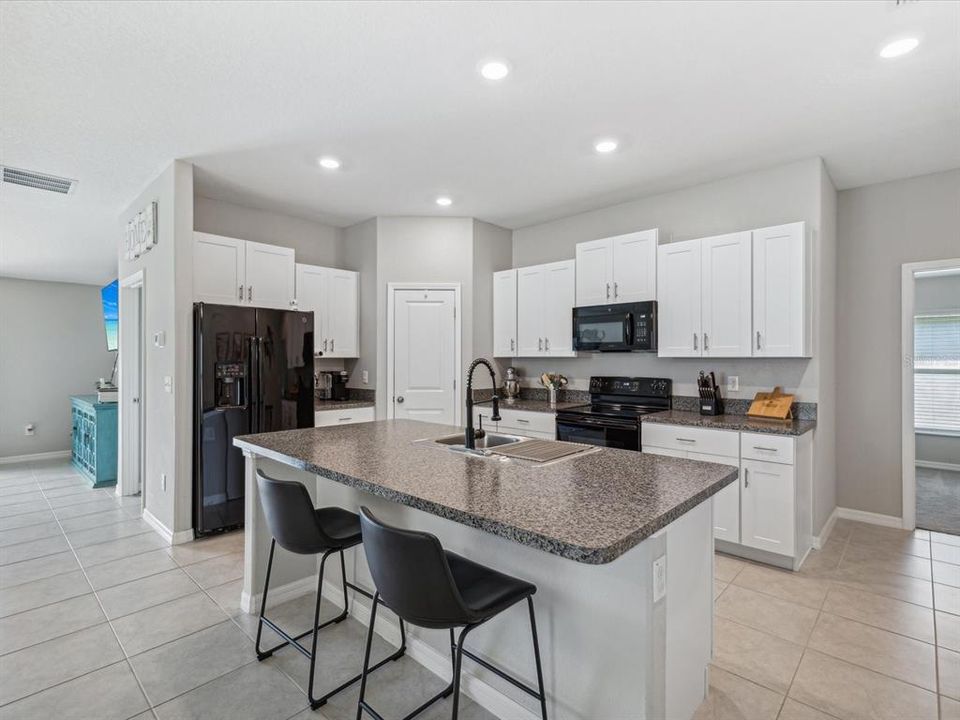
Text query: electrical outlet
24 424 35 436
653 555 667 602
163 376 173 394
362 370 369 385
727 375 740 392
160 473 167 492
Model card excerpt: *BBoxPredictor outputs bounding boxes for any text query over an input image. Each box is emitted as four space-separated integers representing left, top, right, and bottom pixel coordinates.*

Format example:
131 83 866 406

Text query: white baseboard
0 450 71 465
917 460 960 473
142 508 195 546
323 582 538 720
240 575 317 616
837 507 904 529
813 507 839 549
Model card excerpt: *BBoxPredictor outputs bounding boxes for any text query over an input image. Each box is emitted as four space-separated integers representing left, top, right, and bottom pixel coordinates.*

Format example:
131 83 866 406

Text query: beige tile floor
696 519 960 720
4 457 959 720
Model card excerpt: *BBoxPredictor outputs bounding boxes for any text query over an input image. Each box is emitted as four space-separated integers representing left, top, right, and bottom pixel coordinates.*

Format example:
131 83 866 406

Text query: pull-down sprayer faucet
464 358 501 450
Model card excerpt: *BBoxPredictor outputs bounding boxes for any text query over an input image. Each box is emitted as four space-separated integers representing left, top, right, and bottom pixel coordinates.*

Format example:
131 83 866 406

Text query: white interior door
657 239 702 357
119 283 141 497
392 289 457 425
193 232 245 305
245 241 295 309
701 231 752 357
575 239 611 306
326 269 359 357
611 229 658 302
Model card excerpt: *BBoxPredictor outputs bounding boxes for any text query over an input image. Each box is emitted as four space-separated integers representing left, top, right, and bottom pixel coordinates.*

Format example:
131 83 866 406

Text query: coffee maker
331 371 349 401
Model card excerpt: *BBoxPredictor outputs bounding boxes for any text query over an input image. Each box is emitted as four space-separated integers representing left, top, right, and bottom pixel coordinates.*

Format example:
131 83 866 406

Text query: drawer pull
338 417 353 422
753 446 778 452
744 468 749 488
515 418 530 424
676 437 696 443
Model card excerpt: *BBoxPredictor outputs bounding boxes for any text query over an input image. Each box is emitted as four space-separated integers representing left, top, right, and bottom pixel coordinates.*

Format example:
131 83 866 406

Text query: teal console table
71 395 118 488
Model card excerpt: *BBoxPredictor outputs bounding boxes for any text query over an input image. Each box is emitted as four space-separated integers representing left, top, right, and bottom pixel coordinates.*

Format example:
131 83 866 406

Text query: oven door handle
557 416 638 431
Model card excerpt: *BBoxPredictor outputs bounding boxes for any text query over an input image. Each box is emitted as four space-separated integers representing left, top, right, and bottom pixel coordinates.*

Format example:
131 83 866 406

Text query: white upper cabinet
515 260 576 357
752 222 810 357
245 241 296 310
295 264 359 358
575 229 657 306
492 269 517 357
701 231 752 358
194 233 295 309
657 239 701 357
193 232 246 305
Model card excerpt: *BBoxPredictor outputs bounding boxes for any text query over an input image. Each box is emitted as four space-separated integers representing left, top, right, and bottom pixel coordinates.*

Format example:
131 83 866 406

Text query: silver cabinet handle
613 281 618 299
239 284 244 301
704 333 709 351
677 437 696 443
756 331 761 351
330 339 335 352
248 286 253 302
338 417 352 422
606 282 610 300
545 337 550 351
753 446 778 452
323 339 328 352
510 338 515 352
538 337 543 351
396 396 404 404
516 418 530 424
744 468 749 488
693 333 698 351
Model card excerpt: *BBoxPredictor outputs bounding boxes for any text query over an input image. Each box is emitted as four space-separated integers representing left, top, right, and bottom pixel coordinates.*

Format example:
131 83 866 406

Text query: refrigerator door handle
248 336 260 433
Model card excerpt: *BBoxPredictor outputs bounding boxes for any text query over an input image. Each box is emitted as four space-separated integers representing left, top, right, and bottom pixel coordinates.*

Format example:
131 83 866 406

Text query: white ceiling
1 0 958 285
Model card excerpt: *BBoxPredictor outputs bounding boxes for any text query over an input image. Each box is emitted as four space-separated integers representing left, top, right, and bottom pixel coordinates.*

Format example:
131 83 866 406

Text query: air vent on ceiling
1 166 77 195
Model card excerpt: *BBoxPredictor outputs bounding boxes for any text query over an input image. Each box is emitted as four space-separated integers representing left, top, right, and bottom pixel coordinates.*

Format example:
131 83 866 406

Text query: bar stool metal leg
528 597 548 720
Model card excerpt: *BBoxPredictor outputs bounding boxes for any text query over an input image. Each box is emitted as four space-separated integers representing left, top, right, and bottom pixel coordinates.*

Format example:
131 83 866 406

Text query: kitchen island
234 419 737 720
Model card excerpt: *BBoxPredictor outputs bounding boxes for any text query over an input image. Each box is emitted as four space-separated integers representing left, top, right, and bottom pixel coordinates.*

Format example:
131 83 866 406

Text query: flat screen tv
101 279 119 351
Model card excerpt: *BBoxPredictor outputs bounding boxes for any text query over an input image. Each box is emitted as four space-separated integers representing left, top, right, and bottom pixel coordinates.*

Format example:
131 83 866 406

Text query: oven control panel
588 376 672 398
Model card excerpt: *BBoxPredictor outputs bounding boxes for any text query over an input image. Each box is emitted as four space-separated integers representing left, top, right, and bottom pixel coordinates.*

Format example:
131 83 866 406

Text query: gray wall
0 278 116 458
194 196 343 267
342 218 379 391
471 220 514 389
837 169 960 517
117 160 194 534
914 273 960 468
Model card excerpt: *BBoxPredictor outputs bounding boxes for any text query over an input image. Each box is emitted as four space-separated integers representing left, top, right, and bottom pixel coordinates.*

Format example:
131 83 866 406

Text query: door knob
396 396 405 404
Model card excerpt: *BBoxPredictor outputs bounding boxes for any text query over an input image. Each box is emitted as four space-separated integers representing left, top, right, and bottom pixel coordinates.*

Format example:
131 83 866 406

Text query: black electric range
555 376 672 451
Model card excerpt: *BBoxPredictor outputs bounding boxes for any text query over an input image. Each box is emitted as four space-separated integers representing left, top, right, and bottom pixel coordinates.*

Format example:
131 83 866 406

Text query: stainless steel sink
432 432 526 454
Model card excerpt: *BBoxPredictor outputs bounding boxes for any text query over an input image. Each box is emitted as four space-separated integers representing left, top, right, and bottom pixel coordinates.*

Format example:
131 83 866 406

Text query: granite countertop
314 399 376 412
642 410 816 436
493 398 583 413
234 419 737 564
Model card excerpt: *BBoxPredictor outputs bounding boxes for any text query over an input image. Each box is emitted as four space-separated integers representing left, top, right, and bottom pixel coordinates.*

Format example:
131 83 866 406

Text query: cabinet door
492 269 517 357
689 451 740 543
326 269 359 357
295 264 327 350
575 238 612 306
245 241 295 310
516 266 544 356
542 260 576 356
753 222 808 357
740 459 795 556
611 229 657 302
701 231 752 357
194 232 246 305
657 239 701 357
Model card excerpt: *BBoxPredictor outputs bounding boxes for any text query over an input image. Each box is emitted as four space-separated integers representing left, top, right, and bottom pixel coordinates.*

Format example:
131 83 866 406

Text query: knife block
700 388 723 416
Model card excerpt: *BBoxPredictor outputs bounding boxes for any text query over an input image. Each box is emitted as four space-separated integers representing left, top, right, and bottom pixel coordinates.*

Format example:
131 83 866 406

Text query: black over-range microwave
572 301 657 352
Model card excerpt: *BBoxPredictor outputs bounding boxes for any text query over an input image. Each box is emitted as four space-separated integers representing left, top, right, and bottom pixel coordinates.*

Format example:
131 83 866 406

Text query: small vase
548 386 558 407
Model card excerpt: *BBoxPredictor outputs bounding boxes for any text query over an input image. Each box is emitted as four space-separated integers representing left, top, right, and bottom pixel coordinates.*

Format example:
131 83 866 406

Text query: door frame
386 283 462 425
900 256 960 531
118 270 146 511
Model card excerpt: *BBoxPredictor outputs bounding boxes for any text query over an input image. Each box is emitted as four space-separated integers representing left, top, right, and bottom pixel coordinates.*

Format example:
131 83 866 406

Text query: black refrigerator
193 303 314 536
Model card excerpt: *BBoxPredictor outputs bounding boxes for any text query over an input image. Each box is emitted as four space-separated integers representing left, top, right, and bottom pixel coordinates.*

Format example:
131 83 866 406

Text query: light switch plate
362 370 369 385
653 555 666 602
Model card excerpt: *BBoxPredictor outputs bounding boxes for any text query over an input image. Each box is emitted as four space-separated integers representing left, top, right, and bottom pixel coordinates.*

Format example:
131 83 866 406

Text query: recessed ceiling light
479 61 510 81
594 139 618 154
436 196 453 207
318 157 341 170
880 37 919 59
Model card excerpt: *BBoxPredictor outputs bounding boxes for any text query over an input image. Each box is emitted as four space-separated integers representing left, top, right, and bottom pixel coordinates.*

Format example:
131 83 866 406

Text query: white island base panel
240 455 715 720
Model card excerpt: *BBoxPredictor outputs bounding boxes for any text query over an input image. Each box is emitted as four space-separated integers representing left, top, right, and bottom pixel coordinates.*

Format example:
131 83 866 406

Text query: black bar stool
255 472 406 710
355 507 548 720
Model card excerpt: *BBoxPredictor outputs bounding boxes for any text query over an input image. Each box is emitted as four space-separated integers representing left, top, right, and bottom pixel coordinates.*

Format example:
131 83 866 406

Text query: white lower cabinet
315 406 375 427
644 423 813 570
472 408 556 440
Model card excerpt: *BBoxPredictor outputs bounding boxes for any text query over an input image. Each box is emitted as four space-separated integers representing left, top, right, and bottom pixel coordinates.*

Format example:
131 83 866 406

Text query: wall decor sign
124 201 158 260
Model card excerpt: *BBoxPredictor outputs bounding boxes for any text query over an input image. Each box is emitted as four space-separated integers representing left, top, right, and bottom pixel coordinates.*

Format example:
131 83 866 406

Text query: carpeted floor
917 465 960 535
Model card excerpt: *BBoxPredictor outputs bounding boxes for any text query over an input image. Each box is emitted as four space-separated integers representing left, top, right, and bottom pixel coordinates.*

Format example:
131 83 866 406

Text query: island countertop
643 409 817 436
234 419 737 564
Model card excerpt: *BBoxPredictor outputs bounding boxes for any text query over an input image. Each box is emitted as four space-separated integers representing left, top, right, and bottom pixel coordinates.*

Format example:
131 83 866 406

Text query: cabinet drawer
740 432 794 465
315 406 375 427
641 423 739 457
497 409 555 437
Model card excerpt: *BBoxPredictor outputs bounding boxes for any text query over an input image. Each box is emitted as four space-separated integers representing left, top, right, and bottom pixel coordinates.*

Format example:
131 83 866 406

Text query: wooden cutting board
747 386 795 420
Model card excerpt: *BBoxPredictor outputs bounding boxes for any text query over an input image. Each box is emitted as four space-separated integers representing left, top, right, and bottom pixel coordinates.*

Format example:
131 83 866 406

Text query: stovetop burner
561 402 667 419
